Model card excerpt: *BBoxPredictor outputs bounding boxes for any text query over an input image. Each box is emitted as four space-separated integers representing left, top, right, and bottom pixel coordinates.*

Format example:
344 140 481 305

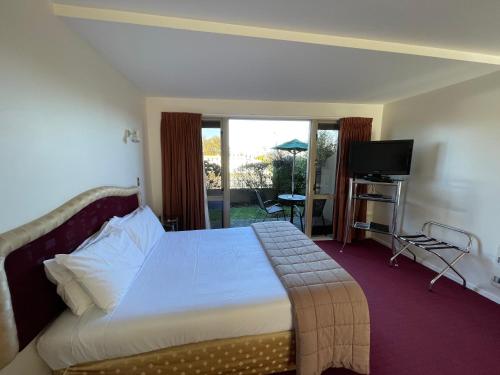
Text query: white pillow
56 228 145 313
110 206 164 256
42 222 115 316
44 259 94 316
75 220 112 251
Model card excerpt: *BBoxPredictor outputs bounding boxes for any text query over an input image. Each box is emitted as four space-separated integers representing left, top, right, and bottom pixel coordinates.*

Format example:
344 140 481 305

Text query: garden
204 131 336 228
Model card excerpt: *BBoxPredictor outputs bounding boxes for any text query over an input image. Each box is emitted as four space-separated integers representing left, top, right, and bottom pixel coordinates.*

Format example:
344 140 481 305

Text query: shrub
271 152 307 195
232 161 272 189
204 160 222 189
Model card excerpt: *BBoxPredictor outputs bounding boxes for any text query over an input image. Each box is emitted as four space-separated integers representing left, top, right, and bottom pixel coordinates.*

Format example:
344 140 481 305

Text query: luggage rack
391 221 472 290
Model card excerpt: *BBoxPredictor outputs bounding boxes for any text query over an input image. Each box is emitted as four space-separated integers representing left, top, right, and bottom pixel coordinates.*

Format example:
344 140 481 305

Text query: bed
0 186 369 375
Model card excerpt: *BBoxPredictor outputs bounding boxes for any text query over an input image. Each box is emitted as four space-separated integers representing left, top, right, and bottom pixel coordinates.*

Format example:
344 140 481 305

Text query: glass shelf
353 195 396 203
353 222 392 235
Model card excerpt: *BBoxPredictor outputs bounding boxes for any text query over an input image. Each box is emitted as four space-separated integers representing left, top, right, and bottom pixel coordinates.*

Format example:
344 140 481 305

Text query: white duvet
37 227 293 370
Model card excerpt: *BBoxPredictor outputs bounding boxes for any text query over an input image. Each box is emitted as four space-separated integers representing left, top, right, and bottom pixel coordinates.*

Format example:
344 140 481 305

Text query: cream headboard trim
0 186 139 369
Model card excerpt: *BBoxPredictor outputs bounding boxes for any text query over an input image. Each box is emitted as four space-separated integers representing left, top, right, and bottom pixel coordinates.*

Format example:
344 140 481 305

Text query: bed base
54 331 295 375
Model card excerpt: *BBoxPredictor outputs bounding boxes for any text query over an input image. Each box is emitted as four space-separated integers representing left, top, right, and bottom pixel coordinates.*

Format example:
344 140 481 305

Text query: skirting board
371 236 500 305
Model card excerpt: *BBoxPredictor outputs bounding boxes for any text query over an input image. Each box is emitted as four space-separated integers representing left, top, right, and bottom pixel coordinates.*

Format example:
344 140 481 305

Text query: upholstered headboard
0 186 140 369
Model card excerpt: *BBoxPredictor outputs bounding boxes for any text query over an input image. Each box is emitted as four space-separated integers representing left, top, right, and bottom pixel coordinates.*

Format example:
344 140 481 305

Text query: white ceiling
56 0 500 54
54 1 500 103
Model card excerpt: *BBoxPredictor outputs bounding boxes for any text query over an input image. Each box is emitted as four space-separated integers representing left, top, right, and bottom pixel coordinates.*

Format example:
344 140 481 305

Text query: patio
207 201 303 230
207 190 332 235
232 204 301 228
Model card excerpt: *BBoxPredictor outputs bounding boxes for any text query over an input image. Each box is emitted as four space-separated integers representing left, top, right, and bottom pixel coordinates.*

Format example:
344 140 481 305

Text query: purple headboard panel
4 193 139 350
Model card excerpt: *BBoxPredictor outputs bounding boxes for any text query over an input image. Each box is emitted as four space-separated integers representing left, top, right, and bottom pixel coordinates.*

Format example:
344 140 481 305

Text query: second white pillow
110 206 164 256
56 228 145 313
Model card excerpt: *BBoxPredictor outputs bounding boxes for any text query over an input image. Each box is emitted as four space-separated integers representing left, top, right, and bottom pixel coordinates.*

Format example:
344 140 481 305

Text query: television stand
342 178 405 252
362 174 394 183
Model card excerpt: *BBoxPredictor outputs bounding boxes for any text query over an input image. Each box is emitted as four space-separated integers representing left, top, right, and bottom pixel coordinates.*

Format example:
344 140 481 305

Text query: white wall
374 70 500 303
0 0 145 234
0 1 145 373
144 97 384 216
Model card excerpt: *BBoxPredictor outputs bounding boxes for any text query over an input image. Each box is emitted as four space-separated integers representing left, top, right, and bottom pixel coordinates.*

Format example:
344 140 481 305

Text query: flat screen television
348 139 414 178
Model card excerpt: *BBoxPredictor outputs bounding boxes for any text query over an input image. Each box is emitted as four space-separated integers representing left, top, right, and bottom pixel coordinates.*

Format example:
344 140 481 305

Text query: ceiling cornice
53 3 500 66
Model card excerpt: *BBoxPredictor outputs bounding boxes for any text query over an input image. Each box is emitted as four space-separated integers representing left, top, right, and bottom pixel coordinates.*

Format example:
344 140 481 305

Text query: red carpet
284 239 500 375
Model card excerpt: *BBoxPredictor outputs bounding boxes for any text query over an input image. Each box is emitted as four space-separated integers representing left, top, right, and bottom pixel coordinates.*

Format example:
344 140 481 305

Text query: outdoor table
278 194 306 224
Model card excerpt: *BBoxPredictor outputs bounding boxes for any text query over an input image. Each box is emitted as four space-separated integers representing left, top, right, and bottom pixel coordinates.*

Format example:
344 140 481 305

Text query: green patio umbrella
274 139 308 195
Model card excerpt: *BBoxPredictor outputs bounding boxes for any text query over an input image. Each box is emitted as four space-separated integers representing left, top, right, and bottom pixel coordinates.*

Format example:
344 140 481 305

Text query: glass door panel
228 119 310 228
305 121 339 237
202 119 224 228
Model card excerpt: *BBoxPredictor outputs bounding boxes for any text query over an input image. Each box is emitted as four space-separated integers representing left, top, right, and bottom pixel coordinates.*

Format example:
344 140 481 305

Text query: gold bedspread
54 331 295 375
252 222 370 375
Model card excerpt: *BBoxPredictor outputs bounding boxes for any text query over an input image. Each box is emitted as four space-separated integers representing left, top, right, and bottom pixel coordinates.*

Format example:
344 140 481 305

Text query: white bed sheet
37 227 292 370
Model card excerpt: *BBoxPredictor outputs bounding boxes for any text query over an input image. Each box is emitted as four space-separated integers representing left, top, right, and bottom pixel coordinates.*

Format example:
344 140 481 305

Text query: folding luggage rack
391 221 472 290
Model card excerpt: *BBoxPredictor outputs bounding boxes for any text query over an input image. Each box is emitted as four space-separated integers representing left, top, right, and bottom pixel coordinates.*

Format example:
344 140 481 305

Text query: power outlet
492 245 500 288
493 276 500 287
136 177 140 187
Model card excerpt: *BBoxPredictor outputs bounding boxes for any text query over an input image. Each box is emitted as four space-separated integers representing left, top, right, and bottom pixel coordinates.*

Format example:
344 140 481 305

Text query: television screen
348 140 414 176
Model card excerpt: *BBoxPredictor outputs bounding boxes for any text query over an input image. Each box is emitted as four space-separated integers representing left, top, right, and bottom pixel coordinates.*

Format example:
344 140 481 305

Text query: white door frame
202 118 230 228
221 118 231 227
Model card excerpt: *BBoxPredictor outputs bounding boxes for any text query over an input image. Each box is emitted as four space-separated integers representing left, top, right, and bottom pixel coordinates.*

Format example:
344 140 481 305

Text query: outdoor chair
254 190 286 221
294 199 327 232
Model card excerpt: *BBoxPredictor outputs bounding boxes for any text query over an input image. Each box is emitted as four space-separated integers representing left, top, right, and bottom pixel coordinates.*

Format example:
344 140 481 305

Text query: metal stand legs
427 251 467 290
391 221 472 291
389 241 416 266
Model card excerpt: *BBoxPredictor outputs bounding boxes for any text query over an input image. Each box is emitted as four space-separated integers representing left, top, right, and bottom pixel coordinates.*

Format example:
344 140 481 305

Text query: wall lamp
123 129 140 143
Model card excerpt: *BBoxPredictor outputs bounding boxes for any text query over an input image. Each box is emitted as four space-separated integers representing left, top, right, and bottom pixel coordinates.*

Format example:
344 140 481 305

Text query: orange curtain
333 117 372 242
161 112 206 230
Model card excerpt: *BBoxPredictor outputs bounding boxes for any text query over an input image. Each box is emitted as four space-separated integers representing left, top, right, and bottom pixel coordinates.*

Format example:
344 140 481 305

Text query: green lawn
208 204 293 228
231 205 262 220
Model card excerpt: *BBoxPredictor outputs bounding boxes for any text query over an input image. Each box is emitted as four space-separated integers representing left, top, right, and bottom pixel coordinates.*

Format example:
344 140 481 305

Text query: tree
316 131 337 166
314 131 338 191
202 136 221 156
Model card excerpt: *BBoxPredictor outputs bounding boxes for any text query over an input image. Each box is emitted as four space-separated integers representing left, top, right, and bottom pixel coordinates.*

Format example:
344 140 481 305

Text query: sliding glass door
305 121 339 237
201 119 225 228
202 117 338 237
